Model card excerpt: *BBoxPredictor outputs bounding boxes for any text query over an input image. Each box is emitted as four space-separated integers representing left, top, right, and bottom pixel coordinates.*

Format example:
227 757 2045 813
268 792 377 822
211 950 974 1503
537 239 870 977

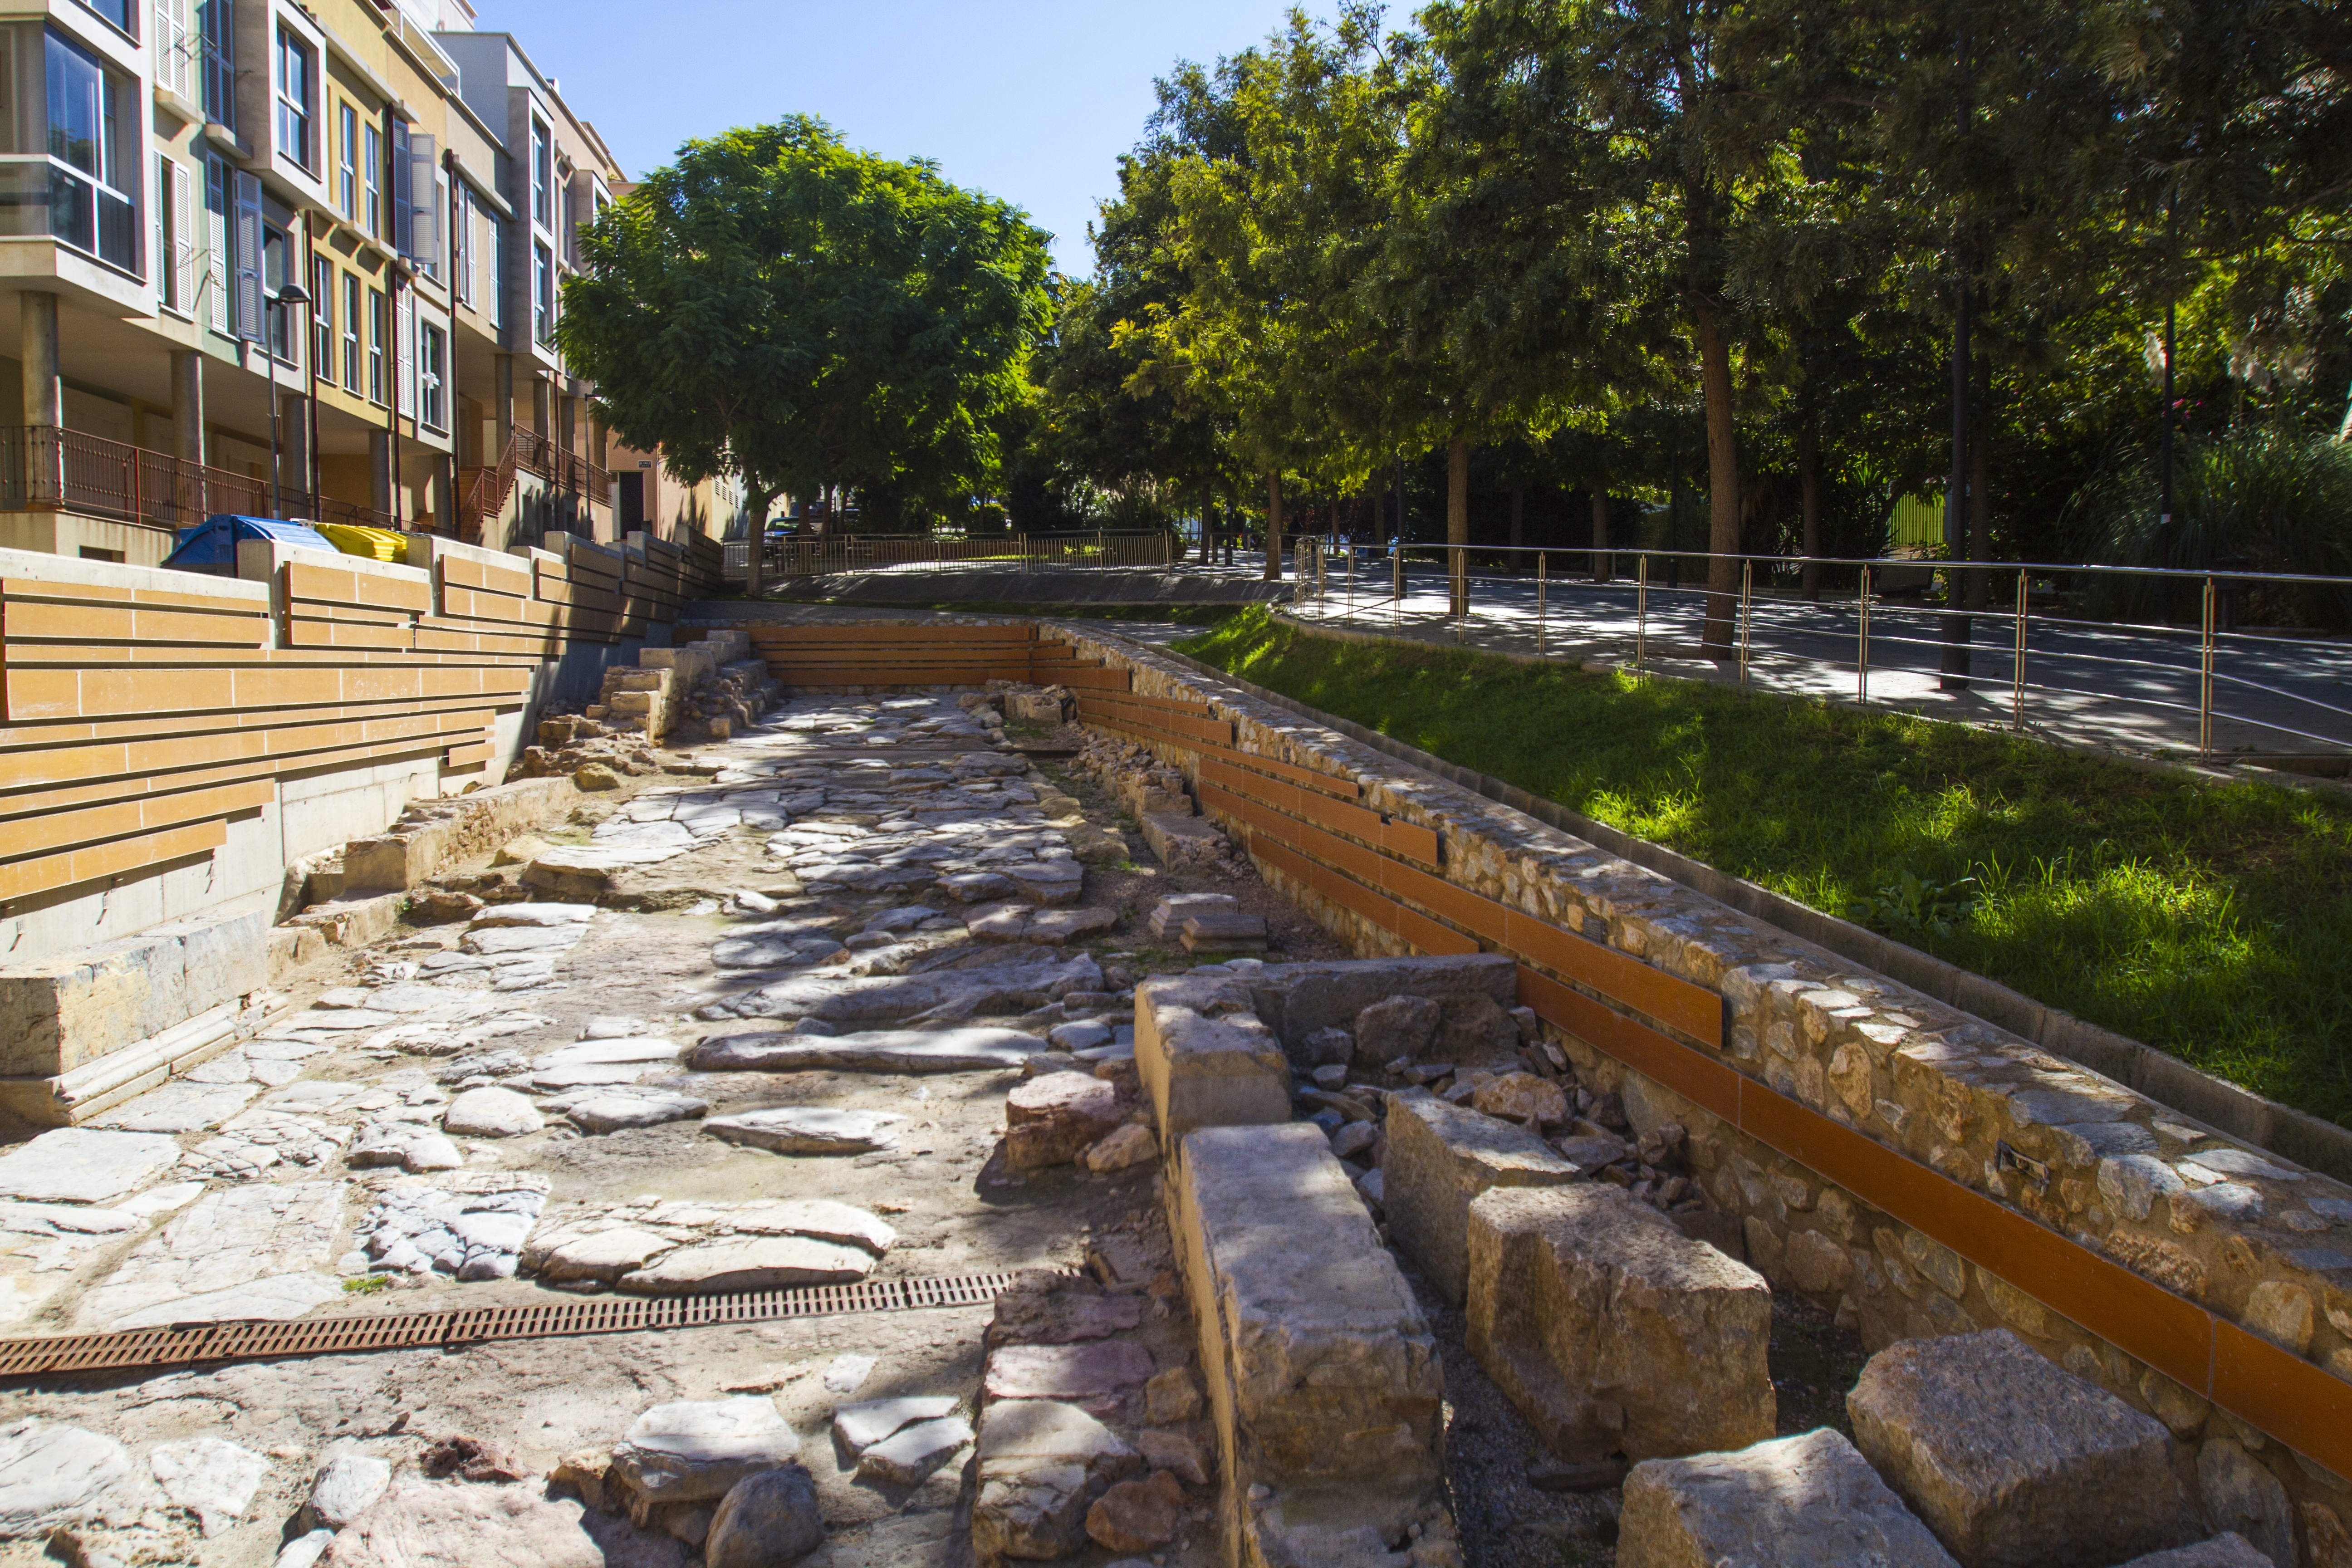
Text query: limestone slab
609 1397 802 1507
834 1396 962 1456
76 1180 347 1328
552 1088 710 1134
618 1235 877 1294
687 1026 1038 1074
1465 1183 1774 1461
858 1416 972 1487
701 1107 908 1155
0 1128 183 1204
1618 1428 1960 1568
1382 1087 1580 1305
320 1476 689 1567
985 1341 1156 1401
1846 1328 2182 1568
90 1078 260 1133
150 1436 269 1536
442 1087 544 1137
0 1419 144 1538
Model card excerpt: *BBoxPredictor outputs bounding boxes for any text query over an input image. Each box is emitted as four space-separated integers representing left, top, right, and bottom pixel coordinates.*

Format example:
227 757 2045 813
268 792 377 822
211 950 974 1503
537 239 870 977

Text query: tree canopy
562 115 1053 554
1025 0 2352 620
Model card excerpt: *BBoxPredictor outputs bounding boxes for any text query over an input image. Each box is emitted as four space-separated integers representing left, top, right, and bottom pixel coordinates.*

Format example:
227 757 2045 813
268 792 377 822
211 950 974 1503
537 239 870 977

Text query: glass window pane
46 32 102 176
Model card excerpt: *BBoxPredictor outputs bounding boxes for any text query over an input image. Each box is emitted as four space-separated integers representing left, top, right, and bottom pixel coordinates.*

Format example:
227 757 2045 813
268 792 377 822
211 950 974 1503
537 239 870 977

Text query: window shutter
232 170 264 342
395 284 414 418
204 157 228 331
155 0 190 98
405 135 438 270
171 160 195 314
389 120 412 258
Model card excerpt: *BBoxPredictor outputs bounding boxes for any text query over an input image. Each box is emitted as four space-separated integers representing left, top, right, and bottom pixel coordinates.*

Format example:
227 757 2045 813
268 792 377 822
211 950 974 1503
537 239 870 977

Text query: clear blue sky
469 0 1308 277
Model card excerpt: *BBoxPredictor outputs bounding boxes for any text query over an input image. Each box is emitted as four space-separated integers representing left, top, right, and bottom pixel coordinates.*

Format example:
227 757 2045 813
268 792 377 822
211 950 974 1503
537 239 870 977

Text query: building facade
0 0 719 566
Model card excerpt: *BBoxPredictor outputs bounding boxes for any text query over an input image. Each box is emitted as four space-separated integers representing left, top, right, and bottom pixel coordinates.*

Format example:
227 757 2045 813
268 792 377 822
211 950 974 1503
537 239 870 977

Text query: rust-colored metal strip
0 1271 1038 1382
1200 757 1437 867
1517 968 1740 1124
746 626 1036 645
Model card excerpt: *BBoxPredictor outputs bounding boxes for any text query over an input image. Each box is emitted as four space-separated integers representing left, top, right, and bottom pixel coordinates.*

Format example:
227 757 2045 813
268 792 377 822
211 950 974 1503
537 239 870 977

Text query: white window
533 241 552 344
485 217 502 330
363 122 380 235
274 28 314 171
203 154 227 331
46 31 142 275
529 118 550 228
342 272 359 392
311 254 332 375
395 284 414 418
367 285 385 403
420 322 446 431
337 103 355 220
451 185 471 305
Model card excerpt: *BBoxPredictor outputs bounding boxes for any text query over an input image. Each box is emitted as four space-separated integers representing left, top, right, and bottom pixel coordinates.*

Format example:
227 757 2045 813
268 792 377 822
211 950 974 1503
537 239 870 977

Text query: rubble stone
1006 1072 1126 1170
1465 1183 1774 1460
700 1108 908 1155
1354 994 1441 1063
1618 1428 1960 1568
703 1465 824 1568
1846 1328 2183 1568
971 1400 1141 1563
856 1417 972 1488
2114 1537 2276 1568
321 1476 688 1567
1087 1469 1185 1553
1382 1088 1579 1305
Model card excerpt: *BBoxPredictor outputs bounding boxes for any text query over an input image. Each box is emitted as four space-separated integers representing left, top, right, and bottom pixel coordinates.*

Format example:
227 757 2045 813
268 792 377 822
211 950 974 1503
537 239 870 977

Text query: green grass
1175 609 2352 1128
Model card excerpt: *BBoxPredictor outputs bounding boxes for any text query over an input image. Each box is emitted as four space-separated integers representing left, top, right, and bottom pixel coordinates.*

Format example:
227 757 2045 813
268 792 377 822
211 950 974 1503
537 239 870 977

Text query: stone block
971 1399 1139 1563
1465 1183 1774 1461
1618 1428 1960 1568
1141 812 1226 870
1846 1328 2184 1568
1169 1122 1444 1563
1233 954 1520 1057
1381 1088 1579 1305
0 906 270 1078
1134 974 1290 1140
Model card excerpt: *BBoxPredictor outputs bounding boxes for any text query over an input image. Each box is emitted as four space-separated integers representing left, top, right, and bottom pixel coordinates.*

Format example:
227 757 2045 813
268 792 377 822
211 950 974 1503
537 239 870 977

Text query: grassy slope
1176 610 2352 1128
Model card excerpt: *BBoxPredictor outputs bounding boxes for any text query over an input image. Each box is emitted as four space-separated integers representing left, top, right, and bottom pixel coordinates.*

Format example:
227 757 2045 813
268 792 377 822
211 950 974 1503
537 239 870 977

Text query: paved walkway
1287 559 2352 763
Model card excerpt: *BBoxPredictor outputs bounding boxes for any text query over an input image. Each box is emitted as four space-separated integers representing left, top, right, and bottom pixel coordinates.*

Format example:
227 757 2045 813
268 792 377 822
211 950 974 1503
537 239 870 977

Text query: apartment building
0 0 696 567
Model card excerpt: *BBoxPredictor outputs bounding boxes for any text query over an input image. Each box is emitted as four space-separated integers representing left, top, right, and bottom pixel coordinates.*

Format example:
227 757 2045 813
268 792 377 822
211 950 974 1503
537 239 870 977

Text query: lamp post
266 281 311 518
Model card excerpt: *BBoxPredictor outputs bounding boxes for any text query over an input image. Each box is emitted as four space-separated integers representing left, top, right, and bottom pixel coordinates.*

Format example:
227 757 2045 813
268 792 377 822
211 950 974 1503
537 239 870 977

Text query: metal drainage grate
0 1270 1040 1381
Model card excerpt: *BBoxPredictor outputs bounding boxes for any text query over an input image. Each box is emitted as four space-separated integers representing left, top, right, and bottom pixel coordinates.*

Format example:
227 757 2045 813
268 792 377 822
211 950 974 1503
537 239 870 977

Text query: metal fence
722 530 1177 579
1286 539 2352 765
0 425 403 535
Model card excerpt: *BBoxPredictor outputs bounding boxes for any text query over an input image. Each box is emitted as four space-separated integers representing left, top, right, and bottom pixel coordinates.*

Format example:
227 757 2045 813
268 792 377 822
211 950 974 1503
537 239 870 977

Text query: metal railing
460 428 611 543
722 530 1177 580
0 425 400 534
1286 539 2352 764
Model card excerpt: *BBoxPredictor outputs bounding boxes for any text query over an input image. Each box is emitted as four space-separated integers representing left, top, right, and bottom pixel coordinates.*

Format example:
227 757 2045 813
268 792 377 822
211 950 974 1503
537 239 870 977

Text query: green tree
562 115 1051 591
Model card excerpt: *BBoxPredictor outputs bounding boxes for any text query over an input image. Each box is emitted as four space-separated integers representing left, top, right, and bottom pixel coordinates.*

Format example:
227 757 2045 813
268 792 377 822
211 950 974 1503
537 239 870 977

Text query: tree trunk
1509 486 1524 550
1591 484 1612 584
1262 470 1283 581
1447 436 1470 617
1198 490 1212 564
1799 416 1821 602
1965 353 1992 611
742 480 768 600
1696 301 1742 652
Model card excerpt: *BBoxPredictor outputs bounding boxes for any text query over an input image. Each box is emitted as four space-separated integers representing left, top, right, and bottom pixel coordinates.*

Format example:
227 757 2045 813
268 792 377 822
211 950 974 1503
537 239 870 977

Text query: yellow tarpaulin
311 523 409 564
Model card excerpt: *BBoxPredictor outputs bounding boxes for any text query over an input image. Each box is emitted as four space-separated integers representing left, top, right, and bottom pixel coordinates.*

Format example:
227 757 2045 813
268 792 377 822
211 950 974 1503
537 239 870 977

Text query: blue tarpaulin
162 515 338 572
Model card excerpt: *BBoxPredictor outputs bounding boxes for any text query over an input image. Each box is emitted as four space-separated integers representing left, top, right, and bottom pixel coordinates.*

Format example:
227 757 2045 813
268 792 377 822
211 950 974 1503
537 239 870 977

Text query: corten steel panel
2215 1321 2352 1479
1201 757 1436 867
1247 835 1474 956
0 817 226 902
1052 665 1134 692
1502 909 1726 1047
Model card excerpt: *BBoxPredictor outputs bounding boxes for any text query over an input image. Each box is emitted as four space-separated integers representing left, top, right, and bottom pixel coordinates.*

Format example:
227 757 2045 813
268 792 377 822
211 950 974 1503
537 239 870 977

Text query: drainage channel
0 1270 1041 1381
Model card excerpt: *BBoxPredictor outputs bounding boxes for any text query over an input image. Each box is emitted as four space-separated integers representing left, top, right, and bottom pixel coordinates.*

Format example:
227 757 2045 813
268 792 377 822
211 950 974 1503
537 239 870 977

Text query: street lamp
266 281 310 519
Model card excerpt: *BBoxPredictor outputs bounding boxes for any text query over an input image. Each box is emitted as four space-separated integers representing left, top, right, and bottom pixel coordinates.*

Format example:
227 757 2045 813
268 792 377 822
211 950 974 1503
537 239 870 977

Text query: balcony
0 426 401 534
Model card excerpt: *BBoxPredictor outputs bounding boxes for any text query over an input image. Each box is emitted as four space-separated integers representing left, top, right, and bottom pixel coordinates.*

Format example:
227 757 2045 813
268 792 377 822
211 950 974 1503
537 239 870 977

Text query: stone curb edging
1164 627 2352 1187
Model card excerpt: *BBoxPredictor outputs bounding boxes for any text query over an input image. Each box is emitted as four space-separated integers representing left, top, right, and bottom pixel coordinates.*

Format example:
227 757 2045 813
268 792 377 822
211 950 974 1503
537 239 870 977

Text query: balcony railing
0 426 401 534
458 427 610 543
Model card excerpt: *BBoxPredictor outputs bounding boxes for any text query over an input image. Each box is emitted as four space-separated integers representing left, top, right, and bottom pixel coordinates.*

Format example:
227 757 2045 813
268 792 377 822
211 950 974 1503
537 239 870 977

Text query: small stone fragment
1087 1469 1186 1553
1005 1072 1125 1170
833 1396 961 1456
1354 994 1442 1063
1137 1428 1208 1487
306 1450 392 1530
1083 1124 1158 1173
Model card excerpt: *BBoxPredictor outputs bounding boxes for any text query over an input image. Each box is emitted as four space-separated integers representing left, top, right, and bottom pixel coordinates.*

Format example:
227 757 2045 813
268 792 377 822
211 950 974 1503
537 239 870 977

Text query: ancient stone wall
1052 623 2352 1563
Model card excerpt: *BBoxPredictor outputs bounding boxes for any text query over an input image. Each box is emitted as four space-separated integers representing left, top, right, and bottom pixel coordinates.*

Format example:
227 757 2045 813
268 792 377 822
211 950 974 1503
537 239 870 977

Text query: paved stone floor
0 694 1341 1568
